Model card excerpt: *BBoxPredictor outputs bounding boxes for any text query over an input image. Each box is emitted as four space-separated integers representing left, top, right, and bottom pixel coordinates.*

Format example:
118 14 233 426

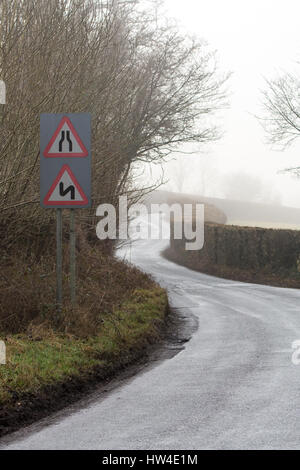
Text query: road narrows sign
40 113 91 308
43 164 89 206
40 113 91 209
43 116 88 157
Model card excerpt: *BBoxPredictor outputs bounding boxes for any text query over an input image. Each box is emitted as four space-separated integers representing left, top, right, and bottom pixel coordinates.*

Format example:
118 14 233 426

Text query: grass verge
0 286 168 437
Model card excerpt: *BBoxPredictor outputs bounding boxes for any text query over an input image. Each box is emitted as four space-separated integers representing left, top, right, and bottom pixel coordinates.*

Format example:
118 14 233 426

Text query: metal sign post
56 208 63 309
70 209 76 304
40 113 91 307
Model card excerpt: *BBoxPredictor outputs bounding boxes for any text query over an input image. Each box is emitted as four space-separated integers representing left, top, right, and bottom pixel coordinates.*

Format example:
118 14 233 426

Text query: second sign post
40 113 91 307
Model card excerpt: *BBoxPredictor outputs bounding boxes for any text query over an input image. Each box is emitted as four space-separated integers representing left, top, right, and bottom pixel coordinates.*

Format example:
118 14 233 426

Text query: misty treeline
0 0 227 247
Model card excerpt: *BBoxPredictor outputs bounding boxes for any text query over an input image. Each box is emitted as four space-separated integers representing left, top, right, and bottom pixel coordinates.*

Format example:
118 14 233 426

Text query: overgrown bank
166 222 300 288
0 286 168 438
0 224 168 437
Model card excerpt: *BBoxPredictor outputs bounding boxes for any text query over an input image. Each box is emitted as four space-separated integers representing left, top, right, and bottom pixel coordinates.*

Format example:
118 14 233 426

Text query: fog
141 0 300 208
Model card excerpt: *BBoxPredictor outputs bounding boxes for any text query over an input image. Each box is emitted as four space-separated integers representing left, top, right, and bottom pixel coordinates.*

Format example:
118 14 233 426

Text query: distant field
228 220 300 230
143 190 227 225
199 196 300 230
145 190 300 230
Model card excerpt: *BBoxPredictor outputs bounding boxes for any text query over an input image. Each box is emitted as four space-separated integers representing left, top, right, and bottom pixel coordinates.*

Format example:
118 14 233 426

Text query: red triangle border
43 164 89 206
43 116 88 158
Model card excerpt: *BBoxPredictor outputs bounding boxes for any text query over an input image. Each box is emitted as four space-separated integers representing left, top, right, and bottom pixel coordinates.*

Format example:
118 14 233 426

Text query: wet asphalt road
2 238 300 449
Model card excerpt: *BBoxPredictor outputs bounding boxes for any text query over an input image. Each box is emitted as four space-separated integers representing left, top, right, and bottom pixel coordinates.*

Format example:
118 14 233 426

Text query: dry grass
0 225 154 337
0 287 168 407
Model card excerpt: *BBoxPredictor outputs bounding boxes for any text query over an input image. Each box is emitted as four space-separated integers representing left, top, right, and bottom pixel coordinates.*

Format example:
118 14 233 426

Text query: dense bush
170 222 300 274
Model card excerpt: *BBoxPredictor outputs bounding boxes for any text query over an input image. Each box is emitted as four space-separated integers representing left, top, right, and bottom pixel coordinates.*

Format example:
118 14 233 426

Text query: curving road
2 238 300 449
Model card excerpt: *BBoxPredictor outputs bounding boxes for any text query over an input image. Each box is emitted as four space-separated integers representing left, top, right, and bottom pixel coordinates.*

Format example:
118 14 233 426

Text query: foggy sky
145 0 300 207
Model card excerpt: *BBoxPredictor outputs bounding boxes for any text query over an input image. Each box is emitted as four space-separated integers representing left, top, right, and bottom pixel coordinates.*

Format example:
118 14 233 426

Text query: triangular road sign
43 116 88 157
43 165 88 206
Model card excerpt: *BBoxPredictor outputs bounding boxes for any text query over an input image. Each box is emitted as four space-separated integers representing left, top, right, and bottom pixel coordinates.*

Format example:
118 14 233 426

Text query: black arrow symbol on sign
59 182 75 200
58 130 73 152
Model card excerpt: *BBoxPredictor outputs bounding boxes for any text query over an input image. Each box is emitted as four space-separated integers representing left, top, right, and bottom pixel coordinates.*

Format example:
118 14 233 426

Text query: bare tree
261 66 300 181
0 0 228 247
261 70 300 148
